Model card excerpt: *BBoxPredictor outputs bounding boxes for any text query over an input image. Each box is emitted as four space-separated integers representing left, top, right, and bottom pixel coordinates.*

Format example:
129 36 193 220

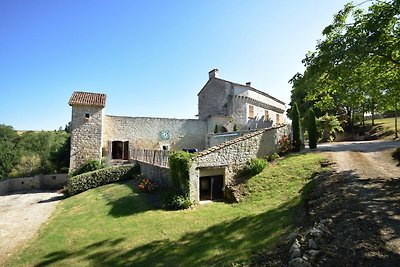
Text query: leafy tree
308 109 318 149
292 103 302 151
289 0 400 138
0 125 21 179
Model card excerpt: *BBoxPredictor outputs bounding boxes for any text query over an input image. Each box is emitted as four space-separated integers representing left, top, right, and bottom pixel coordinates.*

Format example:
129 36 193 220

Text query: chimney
246 82 251 87
208 69 219 79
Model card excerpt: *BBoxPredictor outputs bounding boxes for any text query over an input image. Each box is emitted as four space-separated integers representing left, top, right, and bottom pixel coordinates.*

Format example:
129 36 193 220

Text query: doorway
200 175 224 201
111 141 129 160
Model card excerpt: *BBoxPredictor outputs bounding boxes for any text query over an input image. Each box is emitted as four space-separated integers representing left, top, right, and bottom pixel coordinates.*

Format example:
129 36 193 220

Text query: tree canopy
289 0 400 138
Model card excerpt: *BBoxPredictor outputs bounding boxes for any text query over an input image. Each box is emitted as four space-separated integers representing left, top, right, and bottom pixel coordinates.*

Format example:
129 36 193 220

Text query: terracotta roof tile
69 91 106 107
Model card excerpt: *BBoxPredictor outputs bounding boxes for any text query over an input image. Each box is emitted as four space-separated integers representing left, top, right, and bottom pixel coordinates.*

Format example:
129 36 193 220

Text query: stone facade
198 69 286 133
188 125 289 202
103 116 206 152
70 105 104 171
69 69 287 177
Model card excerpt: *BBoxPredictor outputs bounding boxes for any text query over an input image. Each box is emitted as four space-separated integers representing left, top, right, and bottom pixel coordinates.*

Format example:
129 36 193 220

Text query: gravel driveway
0 191 63 265
308 140 400 266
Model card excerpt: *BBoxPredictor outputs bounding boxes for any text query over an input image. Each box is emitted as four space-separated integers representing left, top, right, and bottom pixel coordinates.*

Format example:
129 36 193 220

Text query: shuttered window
248 105 254 118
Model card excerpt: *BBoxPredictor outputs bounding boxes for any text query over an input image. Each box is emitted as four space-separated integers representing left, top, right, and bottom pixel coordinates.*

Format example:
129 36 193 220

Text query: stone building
199 69 286 133
69 69 287 201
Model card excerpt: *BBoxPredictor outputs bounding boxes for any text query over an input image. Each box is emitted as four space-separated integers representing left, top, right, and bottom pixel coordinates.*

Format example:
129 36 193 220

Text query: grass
6 153 325 267
366 117 398 140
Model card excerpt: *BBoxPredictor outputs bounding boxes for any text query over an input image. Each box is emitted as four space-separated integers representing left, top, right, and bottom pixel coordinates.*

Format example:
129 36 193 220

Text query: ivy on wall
169 151 193 195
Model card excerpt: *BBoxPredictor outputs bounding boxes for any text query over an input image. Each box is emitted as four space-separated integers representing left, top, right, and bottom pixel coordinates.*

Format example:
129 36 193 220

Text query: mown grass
6 153 325 267
366 117 398 140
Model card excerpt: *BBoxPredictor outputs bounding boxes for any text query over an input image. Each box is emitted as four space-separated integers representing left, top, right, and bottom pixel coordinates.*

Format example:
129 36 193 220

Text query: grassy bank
366 117 398 140
7 153 325 266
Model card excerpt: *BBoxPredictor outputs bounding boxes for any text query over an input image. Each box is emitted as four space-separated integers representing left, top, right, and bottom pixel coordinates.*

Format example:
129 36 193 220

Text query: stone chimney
246 82 251 87
209 69 219 79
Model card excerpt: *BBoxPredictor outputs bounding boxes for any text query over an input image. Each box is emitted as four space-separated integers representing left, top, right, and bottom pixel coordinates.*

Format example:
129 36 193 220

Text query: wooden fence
130 149 169 167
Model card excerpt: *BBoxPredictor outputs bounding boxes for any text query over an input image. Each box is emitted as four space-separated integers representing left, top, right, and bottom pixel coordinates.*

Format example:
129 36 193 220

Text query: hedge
67 164 137 196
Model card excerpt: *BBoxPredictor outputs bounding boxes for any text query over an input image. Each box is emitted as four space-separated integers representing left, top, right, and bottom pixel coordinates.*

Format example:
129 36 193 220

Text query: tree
0 125 21 179
308 109 318 149
292 103 302 151
289 0 400 138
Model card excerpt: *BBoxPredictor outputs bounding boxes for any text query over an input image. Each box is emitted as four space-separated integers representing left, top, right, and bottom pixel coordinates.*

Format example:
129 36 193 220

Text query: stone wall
188 125 289 202
0 174 68 195
103 116 207 152
70 105 104 171
198 78 232 120
135 160 170 186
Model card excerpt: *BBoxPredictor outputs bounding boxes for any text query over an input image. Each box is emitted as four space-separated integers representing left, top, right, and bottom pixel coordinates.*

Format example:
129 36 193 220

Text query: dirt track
309 140 400 266
0 191 63 265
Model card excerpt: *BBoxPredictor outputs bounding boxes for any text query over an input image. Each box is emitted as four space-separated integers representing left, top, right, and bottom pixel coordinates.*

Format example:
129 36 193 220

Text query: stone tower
68 91 106 172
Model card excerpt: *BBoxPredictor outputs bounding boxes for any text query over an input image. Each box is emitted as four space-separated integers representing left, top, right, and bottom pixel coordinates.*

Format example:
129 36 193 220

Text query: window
85 113 90 119
264 110 269 121
248 105 254 118
276 114 280 124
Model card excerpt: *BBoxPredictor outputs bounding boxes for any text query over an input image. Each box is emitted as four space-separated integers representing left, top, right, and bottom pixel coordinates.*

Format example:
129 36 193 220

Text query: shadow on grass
106 180 159 217
34 197 301 266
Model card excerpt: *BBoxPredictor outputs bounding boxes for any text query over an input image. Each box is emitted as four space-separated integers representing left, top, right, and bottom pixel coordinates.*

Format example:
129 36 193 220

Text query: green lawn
366 117 398 139
6 153 325 266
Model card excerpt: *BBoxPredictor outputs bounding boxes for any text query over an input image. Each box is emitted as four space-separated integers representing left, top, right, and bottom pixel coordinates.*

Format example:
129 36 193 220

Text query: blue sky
1 0 353 130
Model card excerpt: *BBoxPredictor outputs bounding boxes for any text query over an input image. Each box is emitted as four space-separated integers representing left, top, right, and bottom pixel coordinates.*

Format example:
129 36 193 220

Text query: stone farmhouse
69 69 288 202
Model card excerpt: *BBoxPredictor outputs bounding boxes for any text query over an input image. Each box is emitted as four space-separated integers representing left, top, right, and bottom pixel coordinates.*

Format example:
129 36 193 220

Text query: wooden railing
130 149 169 167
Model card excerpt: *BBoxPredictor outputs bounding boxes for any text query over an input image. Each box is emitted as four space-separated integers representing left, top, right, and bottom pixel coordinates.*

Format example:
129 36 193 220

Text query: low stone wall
189 125 289 202
136 161 170 186
0 174 68 195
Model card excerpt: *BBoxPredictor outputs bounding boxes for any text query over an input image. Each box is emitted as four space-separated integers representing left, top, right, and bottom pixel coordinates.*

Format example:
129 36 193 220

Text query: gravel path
0 191 63 265
309 140 400 266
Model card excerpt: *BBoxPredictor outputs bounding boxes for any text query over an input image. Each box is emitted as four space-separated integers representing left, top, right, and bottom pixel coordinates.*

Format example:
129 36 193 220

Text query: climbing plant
169 151 193 195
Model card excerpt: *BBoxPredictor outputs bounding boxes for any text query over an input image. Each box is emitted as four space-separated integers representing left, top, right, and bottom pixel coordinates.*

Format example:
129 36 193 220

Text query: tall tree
308 109 318 149
292 103 302 152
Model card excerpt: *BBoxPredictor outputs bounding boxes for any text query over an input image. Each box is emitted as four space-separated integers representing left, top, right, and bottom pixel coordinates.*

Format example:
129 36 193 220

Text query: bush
243 158 267 176
278 135 293 155
137 177 158 192
163 192 193 210
71 159 102 177
266 152 279 162
67 164 135 196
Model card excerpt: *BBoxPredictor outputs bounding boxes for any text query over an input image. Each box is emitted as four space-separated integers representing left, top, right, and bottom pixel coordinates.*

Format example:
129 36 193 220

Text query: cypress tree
292 102 302 152
308 108 318 149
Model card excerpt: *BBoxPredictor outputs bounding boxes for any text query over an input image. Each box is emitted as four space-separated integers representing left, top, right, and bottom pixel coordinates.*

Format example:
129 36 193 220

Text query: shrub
137 177 158 192
243 158 267 176
266 152 279 162
71 159 102 177
308 109 318 149
67 164 134 196
163 192 193 210
278 135 293 155
169 151 192 195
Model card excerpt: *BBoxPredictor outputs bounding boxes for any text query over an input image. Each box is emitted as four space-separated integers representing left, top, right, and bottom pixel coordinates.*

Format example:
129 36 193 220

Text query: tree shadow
306 168 400 266
106 180 159 217
34 197 302 266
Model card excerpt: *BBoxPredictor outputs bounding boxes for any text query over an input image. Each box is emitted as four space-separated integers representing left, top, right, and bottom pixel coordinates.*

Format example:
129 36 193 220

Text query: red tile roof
69 91 106 107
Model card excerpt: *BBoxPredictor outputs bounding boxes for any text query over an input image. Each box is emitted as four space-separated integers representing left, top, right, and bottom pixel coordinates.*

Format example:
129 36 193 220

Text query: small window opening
85 113 90 119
